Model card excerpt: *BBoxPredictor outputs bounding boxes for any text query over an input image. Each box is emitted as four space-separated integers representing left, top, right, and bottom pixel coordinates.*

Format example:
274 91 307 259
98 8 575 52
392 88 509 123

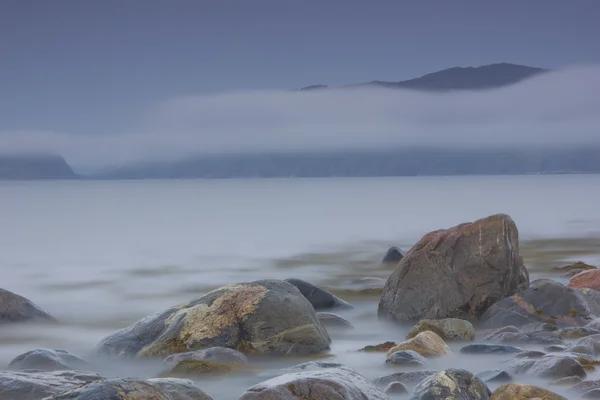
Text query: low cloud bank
1 65 599 171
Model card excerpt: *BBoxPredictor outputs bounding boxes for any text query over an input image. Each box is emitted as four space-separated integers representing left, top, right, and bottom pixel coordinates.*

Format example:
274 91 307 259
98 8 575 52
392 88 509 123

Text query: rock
384 381 408 395
8 349 88 372
553 261 597 273
482 326 563 345
521 322 557 333
284 278 353 310
359 341 397 352
0 288 56 324
559 326 600 338
94 279 331 358
569 270 600 291
161 347 248 377
550 376 583 386
378 214 526 322
484 330 529 343
586 318 600 330
385 350 427 366
569 334 600 356
317 312 353 329
480 279 600 328
46 377 213 399
382 247 404 265
584 389 600 398
477 370 512 383
386 331 450 358
571 380 600 395
490 383 567 399
408 369 491 400
406 318 475 341
546 345 568 352
0 370 102 400
508 354 587 379
374 370 439 389
514 350 547 359
460 344 523 355
238 363 388 400
526 331 565 345
566 269 587 277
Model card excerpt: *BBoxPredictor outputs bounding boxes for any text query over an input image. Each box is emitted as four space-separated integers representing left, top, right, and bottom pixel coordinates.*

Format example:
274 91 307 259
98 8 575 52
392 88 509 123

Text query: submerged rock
386 331 450 358
460 344 523 355
508 354 586 379
285 278 353 310
317 312 354 329
383 381 408 395
47 377 213 399
381 247 404 265
569 269 600 291
359 341 397 352
378 214 526 322
477 370 512 383
94 279 331 358
8 348 88 372
0 288 56 324
161 347 248 377
238 363 388 400
568 334 600 356
406 318 475 341
490 383 567 399
553 261 597 273
480 279 600 328
385 350 427 366
0 370 102 400
374 370 439 389
408 369 491 400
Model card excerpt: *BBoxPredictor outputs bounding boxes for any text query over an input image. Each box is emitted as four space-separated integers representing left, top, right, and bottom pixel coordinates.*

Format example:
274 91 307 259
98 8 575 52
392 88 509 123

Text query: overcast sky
1 0 599 169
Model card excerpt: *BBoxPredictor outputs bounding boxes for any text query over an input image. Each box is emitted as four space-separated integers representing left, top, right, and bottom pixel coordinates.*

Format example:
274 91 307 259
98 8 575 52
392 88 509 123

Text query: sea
1 175 600 398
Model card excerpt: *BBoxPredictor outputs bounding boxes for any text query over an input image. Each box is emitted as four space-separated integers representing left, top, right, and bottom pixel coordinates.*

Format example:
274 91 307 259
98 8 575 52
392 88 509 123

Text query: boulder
0 370 102 400
385 350 427 366
480 279 600 328
569 269 600 291
552 261 597 273
378 214 526 322
238 363 388 400
586 318 600 330
8 349 88 372
406 318 475 341
476 370 512 383
491 383 567 399
583 389 600 398
94 280 331 358
386 331 450 358
521 322 557 333
317 312 353 329
483 327 563 345
161 347 248 377
508 354 586 379
550 376 582 386
570 380 600 395
568 334 600 356
460 344 523 355
381 247 404 265
408 369 491 400
383 381 408 395
374 370 438 389
46 377 213 399
558 326 600 338
0 288 56 324
359 341 397 353
284 278 353 310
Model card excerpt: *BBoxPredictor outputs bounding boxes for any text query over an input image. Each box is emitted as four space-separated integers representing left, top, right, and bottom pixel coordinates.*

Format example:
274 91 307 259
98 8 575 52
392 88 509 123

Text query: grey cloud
1 65 599 171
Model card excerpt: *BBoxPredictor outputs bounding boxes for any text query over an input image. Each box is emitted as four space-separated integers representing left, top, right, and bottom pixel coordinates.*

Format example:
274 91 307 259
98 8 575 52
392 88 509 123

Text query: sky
1 0 600 169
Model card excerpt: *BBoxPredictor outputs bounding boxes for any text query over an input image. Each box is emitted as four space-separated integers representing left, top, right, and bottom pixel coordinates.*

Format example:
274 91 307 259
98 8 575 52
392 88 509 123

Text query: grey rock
385 350 427 366
384 381 408 395
0 370 102 400
514 350 546 359
8 349 88 372
45 377 213 399
378 214 525 322
163 347 248 369
546 345 569 352
480 279 600 329
285 278 353 310
238 363 388 400
0 288 56 324
508 354 587 379
381 247 404 265
584 389 600 398
558 327 600 338
316 312 353 329
94 279 331 358
408 369 491 400
460 344 523 355
521 322 557 333
569 334 600 356
374 370 438 389
476 370 512 383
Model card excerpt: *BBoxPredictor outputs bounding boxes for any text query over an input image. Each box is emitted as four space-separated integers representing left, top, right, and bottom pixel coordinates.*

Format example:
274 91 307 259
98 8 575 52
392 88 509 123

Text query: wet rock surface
381 247 404 265
285 278 354 310
480 278 600 328
490 382 568 399
0 288 56 324
408 369 491 400
94 279 331 358
406 318 475 341
0 370 102 400
386 331 450 358
374 370 439 389
385 350 427 366
460 344 524 355
161 347 248 377
46 377 214 399
507 353 587 379
8 349 88 372
317 311 354 329
569 269 600 291
477 369 512 383
378 214 526 322
238 363 388 400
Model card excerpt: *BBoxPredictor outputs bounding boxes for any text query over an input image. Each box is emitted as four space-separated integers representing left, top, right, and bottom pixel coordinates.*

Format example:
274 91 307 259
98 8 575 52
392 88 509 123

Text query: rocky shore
2 213 600 399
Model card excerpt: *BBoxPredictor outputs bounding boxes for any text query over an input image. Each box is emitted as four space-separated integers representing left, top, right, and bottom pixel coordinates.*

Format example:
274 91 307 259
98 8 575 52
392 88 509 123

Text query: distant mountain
0 154 79 180
92 148 600 180
299 63 549 92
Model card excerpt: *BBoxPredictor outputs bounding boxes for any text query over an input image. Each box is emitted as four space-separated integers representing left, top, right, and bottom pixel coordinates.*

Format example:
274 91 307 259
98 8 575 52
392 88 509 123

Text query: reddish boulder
378 214 527 322
568 269 600 291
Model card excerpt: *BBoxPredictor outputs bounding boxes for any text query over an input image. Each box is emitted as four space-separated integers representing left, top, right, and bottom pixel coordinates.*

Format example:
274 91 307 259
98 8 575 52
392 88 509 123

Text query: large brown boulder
378 214 527 322
568 269 600 291
491 383 567 399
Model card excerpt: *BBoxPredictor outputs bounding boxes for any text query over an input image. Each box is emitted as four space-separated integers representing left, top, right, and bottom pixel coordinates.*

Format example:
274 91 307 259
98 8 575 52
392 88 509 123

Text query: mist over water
1 175 600 398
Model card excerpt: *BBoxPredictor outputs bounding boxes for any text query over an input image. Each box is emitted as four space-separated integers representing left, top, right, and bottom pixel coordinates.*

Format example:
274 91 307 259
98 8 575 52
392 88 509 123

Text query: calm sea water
1 175 600 398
